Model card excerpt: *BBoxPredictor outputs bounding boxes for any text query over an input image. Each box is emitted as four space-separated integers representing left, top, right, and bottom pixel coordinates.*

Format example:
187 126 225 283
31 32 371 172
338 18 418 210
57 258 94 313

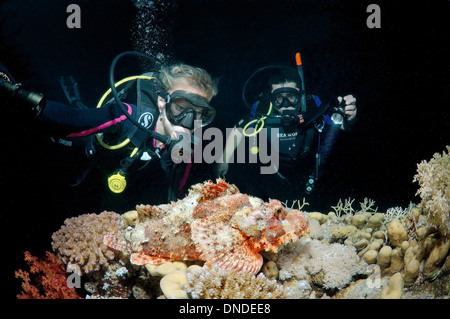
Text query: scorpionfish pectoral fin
103 230 131 254
191 218 264 275
204 244 263 275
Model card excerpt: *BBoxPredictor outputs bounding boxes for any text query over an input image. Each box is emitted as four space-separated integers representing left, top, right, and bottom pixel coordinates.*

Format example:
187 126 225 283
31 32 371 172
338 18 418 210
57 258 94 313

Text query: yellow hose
95 75 156 150
242 102 273 137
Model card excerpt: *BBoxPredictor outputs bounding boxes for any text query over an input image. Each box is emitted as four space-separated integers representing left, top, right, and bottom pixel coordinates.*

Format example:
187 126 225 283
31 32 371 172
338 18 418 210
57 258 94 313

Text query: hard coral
15 251 81 299
380 272 404 299
52 211 122 275
160 269 189 299
186 265 290 299
413 145 450 236
277 238 368 290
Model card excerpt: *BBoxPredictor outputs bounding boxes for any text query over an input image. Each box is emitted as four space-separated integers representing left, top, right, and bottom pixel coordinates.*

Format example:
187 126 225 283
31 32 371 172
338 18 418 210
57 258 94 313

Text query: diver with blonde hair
0 53 218 204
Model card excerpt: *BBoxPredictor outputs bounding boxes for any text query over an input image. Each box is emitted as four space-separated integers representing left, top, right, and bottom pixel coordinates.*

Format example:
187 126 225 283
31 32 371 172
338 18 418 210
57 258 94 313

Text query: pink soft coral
15 251 81 299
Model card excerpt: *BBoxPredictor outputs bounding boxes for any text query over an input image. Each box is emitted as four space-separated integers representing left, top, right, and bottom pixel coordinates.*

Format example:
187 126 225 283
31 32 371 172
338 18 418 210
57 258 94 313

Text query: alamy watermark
366 4 381 29
366 264 381 289
66 264 81 289
66 4 81 29
67 4 381 30
171 122 280 175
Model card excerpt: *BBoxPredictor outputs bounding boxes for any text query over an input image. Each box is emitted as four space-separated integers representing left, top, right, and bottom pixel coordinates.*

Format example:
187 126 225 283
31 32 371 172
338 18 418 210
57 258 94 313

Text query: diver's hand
338 94 357 129
213 162 229 179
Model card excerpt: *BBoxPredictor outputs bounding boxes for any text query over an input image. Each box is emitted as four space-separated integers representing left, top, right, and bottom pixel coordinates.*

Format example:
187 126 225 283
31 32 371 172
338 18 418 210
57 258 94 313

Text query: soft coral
15 251 81 299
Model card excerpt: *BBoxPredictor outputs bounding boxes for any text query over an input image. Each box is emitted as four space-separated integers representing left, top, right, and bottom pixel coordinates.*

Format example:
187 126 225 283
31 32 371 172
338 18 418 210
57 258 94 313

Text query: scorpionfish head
231 199 309 252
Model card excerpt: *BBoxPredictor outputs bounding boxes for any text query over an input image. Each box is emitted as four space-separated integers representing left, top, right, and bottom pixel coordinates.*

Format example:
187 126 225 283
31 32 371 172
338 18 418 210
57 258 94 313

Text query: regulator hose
108 51 171 146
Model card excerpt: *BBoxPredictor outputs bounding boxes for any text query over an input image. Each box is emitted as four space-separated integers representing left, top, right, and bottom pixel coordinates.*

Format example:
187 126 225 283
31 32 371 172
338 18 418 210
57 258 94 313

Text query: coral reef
103 179 309 275
380 272 404 299
145 261 188 277
15 147 450 299
49 211 155 299
15 251 81 299
261 261 279 280
276 237 368 290
413 145 450 237
82 258 146 298
276 180 448 299
387 219 408 247
51 211 122 275
186 265 290 299
160 268 190 299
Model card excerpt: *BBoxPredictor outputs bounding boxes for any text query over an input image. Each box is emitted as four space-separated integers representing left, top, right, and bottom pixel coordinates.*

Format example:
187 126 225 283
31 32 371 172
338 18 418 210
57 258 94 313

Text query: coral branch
15 251 81 299
51 211 122 275
413 145 450 237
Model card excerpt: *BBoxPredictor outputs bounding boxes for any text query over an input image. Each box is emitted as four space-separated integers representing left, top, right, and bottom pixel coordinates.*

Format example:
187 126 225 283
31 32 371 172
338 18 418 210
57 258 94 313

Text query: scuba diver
0 52 218 206
214 53 357 203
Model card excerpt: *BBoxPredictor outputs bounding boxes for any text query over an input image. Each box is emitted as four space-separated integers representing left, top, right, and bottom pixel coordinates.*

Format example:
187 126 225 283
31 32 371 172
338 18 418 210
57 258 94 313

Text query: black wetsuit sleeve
38 100 132 137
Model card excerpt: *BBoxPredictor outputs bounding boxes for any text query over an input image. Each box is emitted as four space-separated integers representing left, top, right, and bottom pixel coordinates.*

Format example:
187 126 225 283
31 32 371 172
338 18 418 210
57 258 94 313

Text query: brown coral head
51 211 122 275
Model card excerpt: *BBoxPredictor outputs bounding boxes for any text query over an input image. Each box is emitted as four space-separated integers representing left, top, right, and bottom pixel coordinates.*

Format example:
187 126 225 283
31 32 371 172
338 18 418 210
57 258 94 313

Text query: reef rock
380 272 404 299
423 238 450 280
387 220 408 247
104 179 309 275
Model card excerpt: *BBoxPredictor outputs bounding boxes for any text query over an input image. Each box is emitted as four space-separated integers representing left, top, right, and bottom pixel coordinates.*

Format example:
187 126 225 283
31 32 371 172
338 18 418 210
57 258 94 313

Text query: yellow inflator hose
95 75 156 150
242 102 273 137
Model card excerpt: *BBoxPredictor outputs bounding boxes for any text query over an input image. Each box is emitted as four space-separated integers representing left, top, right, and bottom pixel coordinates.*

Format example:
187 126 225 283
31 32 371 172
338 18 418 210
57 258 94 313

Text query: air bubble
131 0 174 66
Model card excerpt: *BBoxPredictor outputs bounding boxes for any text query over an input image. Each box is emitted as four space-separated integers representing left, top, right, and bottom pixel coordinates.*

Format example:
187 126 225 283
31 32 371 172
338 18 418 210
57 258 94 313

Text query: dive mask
166 90 216 130
267 88 305 130
270 87 302 112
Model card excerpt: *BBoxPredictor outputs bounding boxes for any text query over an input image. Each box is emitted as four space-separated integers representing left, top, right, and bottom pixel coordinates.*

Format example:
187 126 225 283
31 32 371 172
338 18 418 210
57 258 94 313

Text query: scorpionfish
103 179 309 275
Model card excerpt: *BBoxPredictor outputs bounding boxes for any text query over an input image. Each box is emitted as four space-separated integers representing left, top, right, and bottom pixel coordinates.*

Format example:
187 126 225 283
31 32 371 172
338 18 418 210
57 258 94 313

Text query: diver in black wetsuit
0 59 218 205
214 64 357 203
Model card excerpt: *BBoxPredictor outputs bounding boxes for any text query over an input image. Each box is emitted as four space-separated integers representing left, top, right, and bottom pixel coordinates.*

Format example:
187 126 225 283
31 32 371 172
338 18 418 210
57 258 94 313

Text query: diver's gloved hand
0 76 46 118
337 94 357 130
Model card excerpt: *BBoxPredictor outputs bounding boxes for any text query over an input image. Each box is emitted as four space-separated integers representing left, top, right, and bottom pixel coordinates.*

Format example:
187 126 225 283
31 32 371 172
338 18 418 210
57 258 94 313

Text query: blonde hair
159 63 218 101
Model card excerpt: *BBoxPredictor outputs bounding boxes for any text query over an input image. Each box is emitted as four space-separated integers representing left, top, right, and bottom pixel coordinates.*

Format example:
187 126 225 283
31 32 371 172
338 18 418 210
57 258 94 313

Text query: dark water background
1 0 448 298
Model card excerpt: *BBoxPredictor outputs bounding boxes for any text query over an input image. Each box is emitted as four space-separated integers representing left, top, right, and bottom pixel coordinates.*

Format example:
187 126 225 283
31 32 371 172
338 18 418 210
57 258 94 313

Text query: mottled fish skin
103 179 309 274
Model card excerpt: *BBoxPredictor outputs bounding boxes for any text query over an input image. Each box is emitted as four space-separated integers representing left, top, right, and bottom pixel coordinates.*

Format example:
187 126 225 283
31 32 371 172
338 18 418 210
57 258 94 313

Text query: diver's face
271 82 299 114
157 84 209 139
